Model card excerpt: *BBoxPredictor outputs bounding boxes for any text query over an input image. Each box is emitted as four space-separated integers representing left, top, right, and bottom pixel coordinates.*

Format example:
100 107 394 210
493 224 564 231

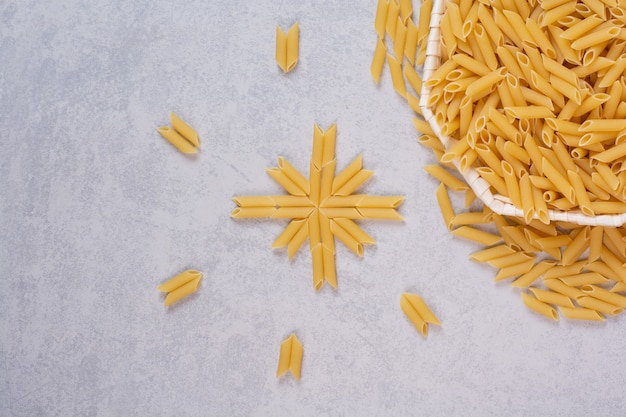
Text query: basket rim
418 0 626 227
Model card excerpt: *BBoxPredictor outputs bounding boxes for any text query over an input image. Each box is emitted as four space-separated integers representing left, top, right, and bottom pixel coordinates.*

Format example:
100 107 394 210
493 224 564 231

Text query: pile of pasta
428 0 626 221
371 0 626 321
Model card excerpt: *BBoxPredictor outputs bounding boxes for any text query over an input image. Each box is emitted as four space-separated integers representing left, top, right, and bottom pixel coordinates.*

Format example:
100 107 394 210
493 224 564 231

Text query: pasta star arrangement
231 123 404 290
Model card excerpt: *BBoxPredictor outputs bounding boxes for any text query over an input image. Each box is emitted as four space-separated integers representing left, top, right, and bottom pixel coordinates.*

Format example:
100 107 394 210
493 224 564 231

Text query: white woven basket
418 0 626 227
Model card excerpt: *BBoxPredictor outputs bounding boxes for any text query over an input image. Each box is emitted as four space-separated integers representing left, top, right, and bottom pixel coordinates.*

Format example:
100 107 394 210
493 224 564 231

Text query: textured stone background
1 1 625 416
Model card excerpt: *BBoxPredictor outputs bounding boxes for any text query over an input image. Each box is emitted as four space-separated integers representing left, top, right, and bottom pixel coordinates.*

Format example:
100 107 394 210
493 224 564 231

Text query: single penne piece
319 212 334 252
322 195 365 207
287 218 310 259
571 26 621 50
544 279 586 300
451 226 503 246
267 168 307 196
332 154 363 193
521 292 559 320
230 206 276 218
332 218 375 244
466 68 506 100
520 173 535 223
393 17 408 60
286 23 299 72
567 170 594 216
418 0 432 43
424 165 468 191
334 170 374 196
578 296 624 315
531 185 550 224
470 244 517 262
435 183 455 230
232 196 276 207
356 195 405 208
541 158 576 204
502 160 522 207
157 270 203 293
560 14 603 40
505 106 555 120
357 207 403 220
588 226 603 262
400 293 429 336
558 306 605 321
536 234 572 249
476 167 508 195
371 38 387 84
374 0 390 39
451 53 491 77
271 195 314 207
560 272 609 286
403 293 441 325
277 157 310 194
272 219 307 248
562 227 591 266
386 0 399 37
163 276 202 307
322 245 337 288
387 54 407 97
580 119 626 132
311 243 324 290
275 25 288 72
271 207 315 219
170 112 199 148
329 219 364 256
308 210 321 248
580 284 626 307
495 258 535 281
488 252 534 268
320 207 364 219
319 159 336 202
157 127 197 154
611 281 626 292
403 62 422 94
511 260 557 287
451 211 492 225
585 260 621 282
404 19 418 65
529 287 574 307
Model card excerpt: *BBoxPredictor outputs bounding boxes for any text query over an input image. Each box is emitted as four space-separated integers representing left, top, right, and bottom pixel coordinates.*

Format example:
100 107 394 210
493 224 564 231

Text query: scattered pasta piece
400 293 441 337
231 124 404 290
157 112 200 154
157 269 202 307
276 23 299 73
276 333 303 380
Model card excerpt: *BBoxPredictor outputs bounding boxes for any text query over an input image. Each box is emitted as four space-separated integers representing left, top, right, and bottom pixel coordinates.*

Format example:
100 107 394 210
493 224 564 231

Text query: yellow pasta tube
275 25 288 72
170 112 199 148
400 293 440 337
322 195 366 207
387 54 407 97
357 208 403 220
561 14 603 40
330 219 364 256
470 244 516 262
488 252 534 268
334 170 374 196
511 260 556 287
319 212 334 252
435 183 455 230
560 272 609 286
521 292 559 320
504 106 555 119
163 276 202 307
495 258 535 281
403 63 422 95
529 287 574 307
393 18 407 60
230 207 276 218
332 154 363 193
272 219 307 248
271 196 314 207
320 208 364 219
580 284 626 307
288 219 310 260
467 68 506 100
544 279 586 300
311 243 324 291
591 142 626 163
157 270 202 293
424 165 468 191
356 195 405 208
571 26 620 50
405 19 418 65
451 226 503 246
319 159 336 202
558 306 605 321
232 196 275 207
308 210 321 248
286 23 299 72
322 245 337 288
577 296 624 315
157 127 197 154
267 168 307 196
333 218 375 244
277 157 310 195
276 333 303 380
386 0 400 38
502 161 522 207
371 38 387 84
271 207 314 219
374 0 389 39
562 226 590 266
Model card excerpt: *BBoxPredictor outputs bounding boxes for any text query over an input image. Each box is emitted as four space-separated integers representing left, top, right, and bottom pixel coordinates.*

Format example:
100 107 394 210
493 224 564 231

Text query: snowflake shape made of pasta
231 124 404 290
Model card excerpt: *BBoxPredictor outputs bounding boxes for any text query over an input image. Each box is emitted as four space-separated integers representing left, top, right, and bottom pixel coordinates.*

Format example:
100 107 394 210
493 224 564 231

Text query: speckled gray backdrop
1 1 625 416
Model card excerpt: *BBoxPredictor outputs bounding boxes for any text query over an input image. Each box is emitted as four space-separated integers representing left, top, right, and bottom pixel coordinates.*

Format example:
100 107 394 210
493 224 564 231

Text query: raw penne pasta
451 226 503 246
371 38 387 84
276 333 303 380
374 0 389 39
511 260 557 287
521 292 559 320
272 219 307 248
356 195 405 208
424 165 469 191
400 293 441 337
276 23 299 73
577 296 624 315
230 207 277 218
529 287 574 307
170 112 200 148
157 126 197 154
157 270 202 294
332 218 376 244
435 183 455 230
559 306 605 321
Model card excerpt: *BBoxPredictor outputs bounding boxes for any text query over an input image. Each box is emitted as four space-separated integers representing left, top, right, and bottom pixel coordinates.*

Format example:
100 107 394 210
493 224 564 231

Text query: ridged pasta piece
157 127 197 154
521 292 559 320
276 333 303 380
558 306 605 321
400 293 440 337
170 112 200 148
